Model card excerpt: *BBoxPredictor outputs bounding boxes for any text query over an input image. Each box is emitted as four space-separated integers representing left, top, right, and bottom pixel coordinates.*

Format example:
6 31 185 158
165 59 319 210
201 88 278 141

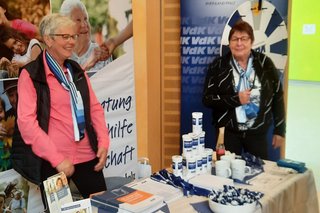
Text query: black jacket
11 53 98 185
202 51 286 137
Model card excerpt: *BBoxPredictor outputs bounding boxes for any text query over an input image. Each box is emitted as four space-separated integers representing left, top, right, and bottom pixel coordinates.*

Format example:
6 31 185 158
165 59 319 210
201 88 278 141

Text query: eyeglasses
50 34 79 41
230 36 250 43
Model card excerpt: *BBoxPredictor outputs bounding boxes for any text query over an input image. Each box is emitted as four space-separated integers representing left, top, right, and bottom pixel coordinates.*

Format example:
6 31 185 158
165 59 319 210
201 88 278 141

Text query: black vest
11 53 98 185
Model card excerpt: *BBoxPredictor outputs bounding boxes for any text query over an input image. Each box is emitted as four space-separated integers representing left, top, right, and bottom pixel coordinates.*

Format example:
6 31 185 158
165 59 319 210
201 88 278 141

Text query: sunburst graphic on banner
220 0 288 72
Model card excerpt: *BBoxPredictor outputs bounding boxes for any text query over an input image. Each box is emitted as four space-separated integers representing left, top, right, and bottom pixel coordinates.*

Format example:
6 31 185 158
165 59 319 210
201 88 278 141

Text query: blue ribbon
151 169 212 197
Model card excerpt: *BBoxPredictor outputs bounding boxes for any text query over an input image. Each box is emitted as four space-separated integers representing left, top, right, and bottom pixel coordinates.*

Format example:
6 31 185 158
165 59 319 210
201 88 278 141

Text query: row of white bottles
172 112 213 179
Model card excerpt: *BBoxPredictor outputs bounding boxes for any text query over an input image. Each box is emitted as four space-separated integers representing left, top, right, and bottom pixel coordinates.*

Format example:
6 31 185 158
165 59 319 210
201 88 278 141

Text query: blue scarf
233 56 254 92
45 51 85 141
232 56 258 123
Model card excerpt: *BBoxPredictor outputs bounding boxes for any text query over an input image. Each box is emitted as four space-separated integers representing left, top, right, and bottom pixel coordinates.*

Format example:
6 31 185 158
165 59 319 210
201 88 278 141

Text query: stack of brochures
126 177 183 203
43 172 73 212
91 185 165 213
60 198 93 213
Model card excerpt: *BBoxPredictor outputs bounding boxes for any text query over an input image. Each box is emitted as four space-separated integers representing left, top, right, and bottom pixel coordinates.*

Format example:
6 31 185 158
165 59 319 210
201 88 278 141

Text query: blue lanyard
151 169 212 197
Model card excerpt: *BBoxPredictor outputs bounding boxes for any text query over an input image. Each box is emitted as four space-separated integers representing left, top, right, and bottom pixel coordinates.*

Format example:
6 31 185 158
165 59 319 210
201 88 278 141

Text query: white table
168 161 319 213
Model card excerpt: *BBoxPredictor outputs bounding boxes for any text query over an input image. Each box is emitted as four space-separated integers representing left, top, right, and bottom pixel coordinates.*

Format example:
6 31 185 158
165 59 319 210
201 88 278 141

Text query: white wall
286 80 320 191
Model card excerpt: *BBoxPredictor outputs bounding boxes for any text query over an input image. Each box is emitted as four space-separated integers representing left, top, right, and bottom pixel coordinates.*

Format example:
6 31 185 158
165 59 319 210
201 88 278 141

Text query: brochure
43 172 73 212
61 198 92 213
0 169 30 212
91 185 164 213
127 178 183 203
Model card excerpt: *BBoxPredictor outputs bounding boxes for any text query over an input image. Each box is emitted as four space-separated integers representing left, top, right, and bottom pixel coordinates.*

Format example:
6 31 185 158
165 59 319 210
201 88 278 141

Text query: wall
133 0 181 171
288 0 320 81
286 81 320 191
287 0 320 191
132 1 162 171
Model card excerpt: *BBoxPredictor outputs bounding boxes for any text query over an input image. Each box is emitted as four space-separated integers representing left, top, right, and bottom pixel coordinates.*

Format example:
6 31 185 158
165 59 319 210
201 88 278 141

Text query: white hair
59 0 89 18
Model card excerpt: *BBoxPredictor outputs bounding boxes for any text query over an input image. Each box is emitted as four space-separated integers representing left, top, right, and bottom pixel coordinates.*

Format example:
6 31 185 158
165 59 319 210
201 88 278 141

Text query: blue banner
180 0 288 161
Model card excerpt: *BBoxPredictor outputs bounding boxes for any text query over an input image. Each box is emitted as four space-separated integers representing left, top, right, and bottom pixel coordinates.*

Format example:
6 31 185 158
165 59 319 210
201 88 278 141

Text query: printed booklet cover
0 169 30 212
43 172 73 212
127 178 183 203
0 169 45 212
91 185 165 213
61 198 92 213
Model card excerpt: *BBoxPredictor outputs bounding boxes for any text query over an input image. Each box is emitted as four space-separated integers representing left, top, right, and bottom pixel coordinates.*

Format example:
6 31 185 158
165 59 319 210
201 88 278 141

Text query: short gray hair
39 13 76 37
59 0 89 18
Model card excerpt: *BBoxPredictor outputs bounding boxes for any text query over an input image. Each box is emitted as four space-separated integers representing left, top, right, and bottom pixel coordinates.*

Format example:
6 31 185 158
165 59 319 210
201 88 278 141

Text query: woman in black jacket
203 20 286 160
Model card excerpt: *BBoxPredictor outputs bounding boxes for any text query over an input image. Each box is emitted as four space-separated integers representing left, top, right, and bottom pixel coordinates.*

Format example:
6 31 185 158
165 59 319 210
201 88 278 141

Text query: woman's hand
56 159 75 177
239 89 251 104
94 147 108 172
272 135 285 149
0 57 11 67
100 38 115 60
83 47 108 70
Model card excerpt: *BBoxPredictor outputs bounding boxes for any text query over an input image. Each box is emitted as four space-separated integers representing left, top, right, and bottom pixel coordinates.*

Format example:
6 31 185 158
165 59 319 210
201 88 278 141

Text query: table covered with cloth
167 161 319 213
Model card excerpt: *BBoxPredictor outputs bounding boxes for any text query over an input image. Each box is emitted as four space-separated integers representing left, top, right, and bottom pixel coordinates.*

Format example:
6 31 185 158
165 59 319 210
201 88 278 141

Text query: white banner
90 47 138 179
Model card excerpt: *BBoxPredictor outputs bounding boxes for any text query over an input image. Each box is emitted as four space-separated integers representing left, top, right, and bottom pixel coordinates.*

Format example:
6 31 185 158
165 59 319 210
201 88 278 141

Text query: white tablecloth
168 161 319 213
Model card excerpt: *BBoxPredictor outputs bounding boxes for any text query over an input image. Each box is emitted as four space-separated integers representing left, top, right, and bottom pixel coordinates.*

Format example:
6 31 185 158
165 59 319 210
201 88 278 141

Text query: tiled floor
286 80 320 203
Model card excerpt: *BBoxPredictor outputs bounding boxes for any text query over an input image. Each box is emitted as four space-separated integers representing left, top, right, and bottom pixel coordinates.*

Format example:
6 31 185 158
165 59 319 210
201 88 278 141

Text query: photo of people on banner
0 0 47 79
51 0 133 76
0 0 50 172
